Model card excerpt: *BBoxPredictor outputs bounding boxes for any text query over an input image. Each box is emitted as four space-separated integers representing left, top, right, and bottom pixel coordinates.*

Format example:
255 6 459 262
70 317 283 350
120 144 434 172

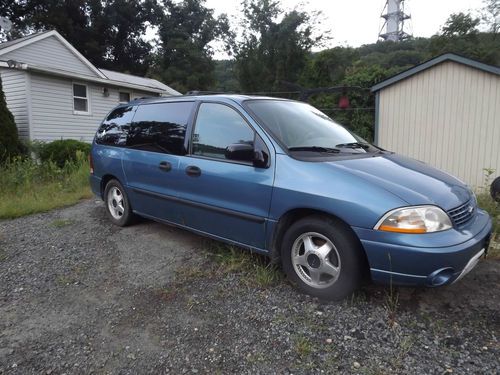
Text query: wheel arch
270 208 370 276
100 174 121 198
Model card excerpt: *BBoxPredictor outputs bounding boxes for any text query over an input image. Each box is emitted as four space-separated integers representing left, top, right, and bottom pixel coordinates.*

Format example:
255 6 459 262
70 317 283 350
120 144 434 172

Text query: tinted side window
95 106 135 146
192 103 254 160
127 101 194 155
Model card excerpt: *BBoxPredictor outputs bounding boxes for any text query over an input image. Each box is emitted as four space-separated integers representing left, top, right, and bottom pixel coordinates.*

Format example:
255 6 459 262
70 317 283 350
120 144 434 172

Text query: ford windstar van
90 95 492 300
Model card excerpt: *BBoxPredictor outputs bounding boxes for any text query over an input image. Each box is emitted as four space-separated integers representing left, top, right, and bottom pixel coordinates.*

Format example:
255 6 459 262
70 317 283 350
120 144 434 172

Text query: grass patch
293 336 313 358
0 152 91 219
477 192 499 257
205 241 283 287
477 169 500 257
255 263 283 287
50 218 74 228
56 275 76 286
157 241 283 298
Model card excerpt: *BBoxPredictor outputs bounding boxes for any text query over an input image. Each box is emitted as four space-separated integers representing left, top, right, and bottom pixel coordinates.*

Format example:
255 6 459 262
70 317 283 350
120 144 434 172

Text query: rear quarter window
127 101 194 155
95 106 135 146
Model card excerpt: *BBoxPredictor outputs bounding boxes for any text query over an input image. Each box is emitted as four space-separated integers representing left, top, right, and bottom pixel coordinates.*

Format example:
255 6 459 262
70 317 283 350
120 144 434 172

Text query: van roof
127 94 288 106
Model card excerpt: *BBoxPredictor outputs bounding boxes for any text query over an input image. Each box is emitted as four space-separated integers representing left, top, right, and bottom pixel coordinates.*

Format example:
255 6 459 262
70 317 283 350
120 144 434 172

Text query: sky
203 0 486 58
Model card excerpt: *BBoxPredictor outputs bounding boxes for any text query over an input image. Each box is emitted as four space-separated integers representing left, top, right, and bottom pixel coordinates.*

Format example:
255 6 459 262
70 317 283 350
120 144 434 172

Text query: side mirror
225 143 254 162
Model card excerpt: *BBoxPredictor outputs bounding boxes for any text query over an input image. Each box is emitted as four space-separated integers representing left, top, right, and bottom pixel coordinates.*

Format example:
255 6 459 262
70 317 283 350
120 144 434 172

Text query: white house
0 30 180 142
372 53 500 188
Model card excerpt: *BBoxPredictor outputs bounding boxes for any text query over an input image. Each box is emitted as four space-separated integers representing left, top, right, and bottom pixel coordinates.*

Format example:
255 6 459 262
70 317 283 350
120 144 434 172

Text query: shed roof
371 53 500 93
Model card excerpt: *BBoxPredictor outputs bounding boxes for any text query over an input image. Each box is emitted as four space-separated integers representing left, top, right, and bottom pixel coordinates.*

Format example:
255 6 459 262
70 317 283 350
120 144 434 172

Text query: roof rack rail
185 90 237 96
128 96 162 102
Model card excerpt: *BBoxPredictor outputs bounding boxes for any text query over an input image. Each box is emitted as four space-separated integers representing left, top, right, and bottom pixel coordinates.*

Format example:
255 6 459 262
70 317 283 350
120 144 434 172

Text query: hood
331 153 471 211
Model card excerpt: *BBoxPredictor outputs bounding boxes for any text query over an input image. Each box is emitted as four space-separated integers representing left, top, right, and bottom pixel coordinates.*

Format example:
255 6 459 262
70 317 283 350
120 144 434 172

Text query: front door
177 102 275 250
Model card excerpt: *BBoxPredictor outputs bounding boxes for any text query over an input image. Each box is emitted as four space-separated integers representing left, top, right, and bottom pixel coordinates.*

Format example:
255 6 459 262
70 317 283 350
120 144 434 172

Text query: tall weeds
0 151 91 219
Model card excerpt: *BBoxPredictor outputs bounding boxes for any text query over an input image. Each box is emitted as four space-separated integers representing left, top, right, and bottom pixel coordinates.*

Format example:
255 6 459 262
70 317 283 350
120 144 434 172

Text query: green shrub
0 151 91 219
0 77 24 163
38 139 91 168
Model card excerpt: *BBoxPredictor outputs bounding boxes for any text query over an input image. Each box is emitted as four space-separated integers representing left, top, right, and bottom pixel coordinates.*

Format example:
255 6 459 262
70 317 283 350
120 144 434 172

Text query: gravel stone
0 200 499 374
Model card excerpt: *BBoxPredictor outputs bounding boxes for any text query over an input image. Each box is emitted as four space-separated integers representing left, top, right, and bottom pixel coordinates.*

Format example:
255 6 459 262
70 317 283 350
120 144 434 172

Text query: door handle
185 165 201 177
159 161 172 172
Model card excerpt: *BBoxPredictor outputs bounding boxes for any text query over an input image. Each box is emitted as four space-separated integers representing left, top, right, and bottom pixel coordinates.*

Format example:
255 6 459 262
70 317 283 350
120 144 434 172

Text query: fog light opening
428 268 454 287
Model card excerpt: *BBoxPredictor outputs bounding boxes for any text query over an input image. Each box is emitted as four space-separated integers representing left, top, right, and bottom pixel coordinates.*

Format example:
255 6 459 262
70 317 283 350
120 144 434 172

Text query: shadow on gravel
0 199 498 374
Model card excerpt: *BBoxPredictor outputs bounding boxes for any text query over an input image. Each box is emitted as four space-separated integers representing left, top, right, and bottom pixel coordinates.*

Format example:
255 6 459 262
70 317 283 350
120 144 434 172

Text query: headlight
374 206 452 234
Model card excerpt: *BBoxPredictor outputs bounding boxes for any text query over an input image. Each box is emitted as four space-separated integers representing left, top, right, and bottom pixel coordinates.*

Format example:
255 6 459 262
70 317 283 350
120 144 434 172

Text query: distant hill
212 33 500 94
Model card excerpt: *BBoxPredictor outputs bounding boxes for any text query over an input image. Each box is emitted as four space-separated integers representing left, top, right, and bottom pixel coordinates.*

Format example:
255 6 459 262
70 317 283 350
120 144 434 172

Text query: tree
482 0 500 34
0 0 158 75
441 12 480 37
300 47 360 88
98 0 160 75
212 60 241 92
150 0 230 93
235 0 324 92
0 78 23 162
429 11 500 65
331 64 400 141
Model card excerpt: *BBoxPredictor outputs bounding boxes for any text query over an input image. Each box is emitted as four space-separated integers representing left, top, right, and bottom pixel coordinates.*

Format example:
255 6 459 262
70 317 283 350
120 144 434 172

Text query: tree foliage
294 17 499 142
150 0 230 93
441 12 480 37
0 0 159 75
234 0 324 92
0 78 24 162
299 47 360 88
1 0 499 144
481 0 500 34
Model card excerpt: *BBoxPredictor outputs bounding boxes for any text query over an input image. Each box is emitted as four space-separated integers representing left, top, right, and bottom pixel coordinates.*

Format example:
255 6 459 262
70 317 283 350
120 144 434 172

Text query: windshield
246 100 377 154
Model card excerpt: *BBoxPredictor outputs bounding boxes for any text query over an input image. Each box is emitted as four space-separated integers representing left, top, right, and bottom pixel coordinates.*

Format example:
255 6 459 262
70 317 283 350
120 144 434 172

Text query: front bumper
353 209 492 287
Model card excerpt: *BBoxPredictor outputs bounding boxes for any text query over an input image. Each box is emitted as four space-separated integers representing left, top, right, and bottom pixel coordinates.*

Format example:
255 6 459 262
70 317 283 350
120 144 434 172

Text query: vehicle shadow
90 199 499 321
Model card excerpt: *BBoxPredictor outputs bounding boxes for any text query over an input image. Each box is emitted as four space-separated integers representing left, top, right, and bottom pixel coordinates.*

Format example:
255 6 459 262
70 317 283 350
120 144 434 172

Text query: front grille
447 199 476 227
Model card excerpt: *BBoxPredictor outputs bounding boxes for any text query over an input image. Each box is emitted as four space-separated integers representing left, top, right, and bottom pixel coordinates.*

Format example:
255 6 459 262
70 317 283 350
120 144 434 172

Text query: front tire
104 179 135 226
281 215 365 300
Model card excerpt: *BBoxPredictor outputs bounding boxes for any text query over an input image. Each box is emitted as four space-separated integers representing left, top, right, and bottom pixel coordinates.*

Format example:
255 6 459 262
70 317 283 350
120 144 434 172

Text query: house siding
0 68 29 139
1 35 98 77
377 61 500 188
30 72 153 142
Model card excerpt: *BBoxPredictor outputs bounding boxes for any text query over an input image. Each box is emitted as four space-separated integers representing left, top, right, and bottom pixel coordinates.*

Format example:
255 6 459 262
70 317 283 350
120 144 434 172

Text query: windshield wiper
288 146 340 153
335 142 371 149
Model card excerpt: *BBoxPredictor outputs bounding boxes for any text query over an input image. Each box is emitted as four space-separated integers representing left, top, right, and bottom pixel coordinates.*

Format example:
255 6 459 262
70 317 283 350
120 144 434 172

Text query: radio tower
379 0 411 42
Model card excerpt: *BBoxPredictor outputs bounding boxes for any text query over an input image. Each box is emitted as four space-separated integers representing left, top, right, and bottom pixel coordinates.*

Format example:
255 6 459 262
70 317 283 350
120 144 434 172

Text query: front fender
270 154 407 229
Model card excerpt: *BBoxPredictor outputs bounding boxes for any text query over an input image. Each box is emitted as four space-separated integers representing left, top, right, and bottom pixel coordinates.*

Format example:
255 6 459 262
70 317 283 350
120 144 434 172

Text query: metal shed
372 53 500 188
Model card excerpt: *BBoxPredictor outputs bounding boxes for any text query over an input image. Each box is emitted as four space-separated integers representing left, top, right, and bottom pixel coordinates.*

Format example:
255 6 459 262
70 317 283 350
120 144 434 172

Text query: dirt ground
0 199 498 374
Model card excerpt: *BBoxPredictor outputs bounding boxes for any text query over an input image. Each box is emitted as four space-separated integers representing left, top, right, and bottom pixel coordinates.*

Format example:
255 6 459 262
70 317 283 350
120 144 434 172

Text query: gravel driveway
0 200 499 374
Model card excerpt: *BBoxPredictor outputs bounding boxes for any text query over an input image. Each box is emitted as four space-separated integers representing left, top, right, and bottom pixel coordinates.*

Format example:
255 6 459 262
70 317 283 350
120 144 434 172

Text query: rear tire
104 179 135 227
281 215 365 300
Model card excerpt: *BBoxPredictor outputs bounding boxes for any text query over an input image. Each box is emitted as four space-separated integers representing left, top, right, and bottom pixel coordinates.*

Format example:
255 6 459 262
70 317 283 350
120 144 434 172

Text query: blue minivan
90 95 492 300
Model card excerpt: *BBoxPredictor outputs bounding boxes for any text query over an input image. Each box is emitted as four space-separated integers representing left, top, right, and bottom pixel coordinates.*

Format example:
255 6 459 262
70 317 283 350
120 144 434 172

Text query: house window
119 92 131 103
73 83 89 114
